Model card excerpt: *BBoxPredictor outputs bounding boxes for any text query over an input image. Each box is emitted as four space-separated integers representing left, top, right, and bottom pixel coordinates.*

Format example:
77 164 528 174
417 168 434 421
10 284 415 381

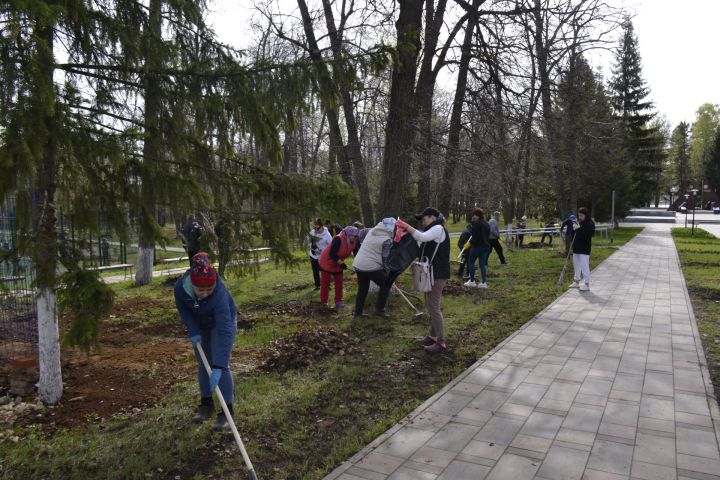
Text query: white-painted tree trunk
135 245 154 285
37 288 63 405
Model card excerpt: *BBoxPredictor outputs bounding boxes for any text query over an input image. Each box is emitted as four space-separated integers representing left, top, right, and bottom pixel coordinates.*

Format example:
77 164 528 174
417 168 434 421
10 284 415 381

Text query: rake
195 343 259 480
557 233 577 287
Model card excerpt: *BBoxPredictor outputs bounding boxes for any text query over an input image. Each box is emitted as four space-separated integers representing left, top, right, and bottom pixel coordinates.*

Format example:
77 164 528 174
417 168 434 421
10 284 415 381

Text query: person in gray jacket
352 217 396 319
488 211 507 265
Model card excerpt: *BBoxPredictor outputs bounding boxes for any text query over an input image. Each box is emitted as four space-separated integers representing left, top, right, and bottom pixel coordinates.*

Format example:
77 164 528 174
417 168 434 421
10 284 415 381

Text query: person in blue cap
560 214 577 255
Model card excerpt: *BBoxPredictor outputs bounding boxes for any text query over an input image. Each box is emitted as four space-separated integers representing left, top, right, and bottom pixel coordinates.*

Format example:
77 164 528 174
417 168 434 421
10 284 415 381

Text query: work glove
395 218 410 230
190 334 202 347
208 368 223 392
462 241 471 251
572 221 580 231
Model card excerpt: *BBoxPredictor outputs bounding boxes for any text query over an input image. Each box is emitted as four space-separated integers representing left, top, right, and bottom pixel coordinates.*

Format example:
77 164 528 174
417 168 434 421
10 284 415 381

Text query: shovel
195 343 258 480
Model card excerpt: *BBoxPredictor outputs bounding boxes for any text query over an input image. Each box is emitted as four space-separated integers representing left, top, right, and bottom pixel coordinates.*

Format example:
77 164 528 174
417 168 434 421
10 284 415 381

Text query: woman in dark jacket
396 207 451 353
175 252 237 431
570 207 595 291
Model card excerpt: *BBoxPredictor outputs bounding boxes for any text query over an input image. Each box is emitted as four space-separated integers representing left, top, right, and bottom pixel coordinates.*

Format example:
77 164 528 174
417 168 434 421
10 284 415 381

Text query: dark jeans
540 233 553 245
354 269 390 316
516 234 524 247
310 258 321 287
468 246 490 283
489 238 507 264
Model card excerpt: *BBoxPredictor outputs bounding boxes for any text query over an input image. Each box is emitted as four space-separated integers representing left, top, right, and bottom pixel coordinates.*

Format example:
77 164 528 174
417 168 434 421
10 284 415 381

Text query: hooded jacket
174 272 237 367
307 227 332 260
318 231 357 272
352 222 393 272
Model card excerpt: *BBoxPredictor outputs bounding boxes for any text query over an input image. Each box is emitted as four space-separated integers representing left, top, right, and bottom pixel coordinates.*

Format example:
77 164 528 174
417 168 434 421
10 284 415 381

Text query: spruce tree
610 19 663 207
669 122 691 193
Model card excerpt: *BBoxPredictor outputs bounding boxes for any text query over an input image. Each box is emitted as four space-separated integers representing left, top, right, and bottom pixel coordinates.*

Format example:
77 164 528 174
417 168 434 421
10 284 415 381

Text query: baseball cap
414 207 441 220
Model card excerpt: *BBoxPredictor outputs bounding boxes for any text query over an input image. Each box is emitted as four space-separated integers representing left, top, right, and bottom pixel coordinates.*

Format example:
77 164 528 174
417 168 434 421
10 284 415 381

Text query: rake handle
195 343 258 480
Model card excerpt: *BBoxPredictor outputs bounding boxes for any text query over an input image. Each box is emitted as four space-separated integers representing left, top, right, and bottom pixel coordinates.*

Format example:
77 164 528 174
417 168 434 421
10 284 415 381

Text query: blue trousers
194 325 236 403
468 246 490 283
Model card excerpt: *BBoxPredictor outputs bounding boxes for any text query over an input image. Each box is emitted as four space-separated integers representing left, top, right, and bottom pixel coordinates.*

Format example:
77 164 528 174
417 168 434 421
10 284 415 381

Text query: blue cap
569 215 577 221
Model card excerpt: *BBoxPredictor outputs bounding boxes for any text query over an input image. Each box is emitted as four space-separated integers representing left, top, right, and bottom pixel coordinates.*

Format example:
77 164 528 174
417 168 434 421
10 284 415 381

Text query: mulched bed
260 327 357 372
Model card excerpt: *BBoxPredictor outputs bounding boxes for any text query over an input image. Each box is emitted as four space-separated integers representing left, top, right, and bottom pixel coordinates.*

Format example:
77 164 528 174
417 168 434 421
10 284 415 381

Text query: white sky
207 0 720 129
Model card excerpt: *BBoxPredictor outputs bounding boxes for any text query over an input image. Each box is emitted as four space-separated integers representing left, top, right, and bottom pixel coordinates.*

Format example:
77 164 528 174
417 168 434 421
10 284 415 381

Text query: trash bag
385 232 419 285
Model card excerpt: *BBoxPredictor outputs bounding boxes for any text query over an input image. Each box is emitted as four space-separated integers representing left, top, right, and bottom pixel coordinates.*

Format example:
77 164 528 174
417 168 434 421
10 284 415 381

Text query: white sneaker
464 280 478 288
579 283 590 291
569 280 580 288
479 283 488 289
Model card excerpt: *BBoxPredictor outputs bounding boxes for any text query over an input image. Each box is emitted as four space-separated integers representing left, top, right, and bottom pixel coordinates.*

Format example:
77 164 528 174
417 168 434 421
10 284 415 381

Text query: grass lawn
671 227 720 404
1 227 642 480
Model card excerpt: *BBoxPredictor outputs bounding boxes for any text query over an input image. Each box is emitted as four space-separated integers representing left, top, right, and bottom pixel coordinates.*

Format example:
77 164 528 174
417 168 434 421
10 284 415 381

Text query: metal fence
0 196 38 366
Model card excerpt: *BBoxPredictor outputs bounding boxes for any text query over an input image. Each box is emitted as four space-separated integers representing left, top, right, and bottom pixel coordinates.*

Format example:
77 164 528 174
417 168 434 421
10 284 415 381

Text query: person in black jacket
181 220 202 267
456 223 472 279
569 207 595 291
464 209 491 288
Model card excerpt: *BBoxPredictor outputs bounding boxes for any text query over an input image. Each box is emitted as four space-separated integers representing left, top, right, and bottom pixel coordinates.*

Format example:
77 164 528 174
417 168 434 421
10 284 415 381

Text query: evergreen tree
690 103 720 186
610 19 663 207
0 0 341 404
669 122 691 193
706 127 720 195
556 55 626 219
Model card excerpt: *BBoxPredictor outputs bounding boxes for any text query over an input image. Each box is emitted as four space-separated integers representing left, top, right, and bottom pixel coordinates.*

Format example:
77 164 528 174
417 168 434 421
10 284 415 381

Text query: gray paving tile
603 401 639 427
630 460 676 480
586 439 633 476
676 426 720 460
633 432 676 467
409 446 457 469
563 405 604 433
643 372 674 397
537 445 590 480
436 460 491 480
485 453 540 480
519 411 564 439
427 423 481 453
474 415 525 445
386 467 436 480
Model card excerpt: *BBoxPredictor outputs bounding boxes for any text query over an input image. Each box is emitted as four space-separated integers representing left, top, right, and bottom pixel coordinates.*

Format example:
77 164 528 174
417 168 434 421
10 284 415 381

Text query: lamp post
670 186 678 209
684 193 690 229
692 188 699 236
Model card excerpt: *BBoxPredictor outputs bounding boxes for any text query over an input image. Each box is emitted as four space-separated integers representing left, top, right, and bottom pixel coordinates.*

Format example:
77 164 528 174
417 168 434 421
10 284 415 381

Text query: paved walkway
325 226 720 480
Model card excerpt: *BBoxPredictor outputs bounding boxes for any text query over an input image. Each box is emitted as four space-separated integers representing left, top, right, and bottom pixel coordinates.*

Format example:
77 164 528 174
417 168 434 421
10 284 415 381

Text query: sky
207 0 720 129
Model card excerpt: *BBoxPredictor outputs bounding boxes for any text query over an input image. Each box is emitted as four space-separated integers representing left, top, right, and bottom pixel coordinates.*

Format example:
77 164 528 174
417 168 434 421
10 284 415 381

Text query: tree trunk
414 0 449 212
135 0 163 286
319 0 375 224
534 0 568 217
438 0 480 214
296 0 353 186
34 21 63 405
378 0 424 217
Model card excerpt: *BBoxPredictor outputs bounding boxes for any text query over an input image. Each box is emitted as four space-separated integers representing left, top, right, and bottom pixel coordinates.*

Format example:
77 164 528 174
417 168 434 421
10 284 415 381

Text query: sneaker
417 336 435 346
212 412 232 432
569 280 580 288
478 282 488 289
335 301 347 309
424 341 447 353
374 309 391 319
191 403 214 424
579 283 590 291
463 280 478 288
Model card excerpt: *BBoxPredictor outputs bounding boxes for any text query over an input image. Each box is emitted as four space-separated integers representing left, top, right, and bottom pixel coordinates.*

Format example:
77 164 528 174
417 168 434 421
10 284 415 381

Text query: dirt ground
15 296 351 433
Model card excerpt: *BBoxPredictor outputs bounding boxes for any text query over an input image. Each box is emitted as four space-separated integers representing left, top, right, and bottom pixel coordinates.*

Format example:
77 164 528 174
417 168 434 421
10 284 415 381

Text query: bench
157 256 188 264
88 263 134 279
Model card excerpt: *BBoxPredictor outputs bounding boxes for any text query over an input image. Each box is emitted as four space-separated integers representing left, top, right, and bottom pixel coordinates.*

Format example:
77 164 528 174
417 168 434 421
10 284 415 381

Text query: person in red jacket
318 226 359 308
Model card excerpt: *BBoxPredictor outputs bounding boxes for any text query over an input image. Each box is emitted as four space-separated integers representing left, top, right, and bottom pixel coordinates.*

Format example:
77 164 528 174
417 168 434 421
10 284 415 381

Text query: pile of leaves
260 327 357 372
443 280 469 296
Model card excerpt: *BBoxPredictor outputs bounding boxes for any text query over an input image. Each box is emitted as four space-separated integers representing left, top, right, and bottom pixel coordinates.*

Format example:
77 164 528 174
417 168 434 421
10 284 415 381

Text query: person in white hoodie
307 219 332 289
352 217 396 319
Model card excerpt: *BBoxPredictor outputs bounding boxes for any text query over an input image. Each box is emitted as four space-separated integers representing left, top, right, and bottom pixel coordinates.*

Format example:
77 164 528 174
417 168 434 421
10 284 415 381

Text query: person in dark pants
306 219 331 289
100 237 110 266
352 218 396 319
560 214 577 255
181 220 203 267
456 223 472 278
175 253 237 431
540 219 556 246
515 215 527 247
488 211 507 265
465 209 491 288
